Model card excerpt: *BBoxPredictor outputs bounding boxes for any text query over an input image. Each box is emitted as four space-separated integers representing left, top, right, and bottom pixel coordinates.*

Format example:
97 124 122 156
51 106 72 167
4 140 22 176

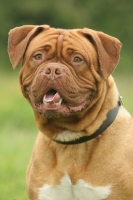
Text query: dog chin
41 111 67 119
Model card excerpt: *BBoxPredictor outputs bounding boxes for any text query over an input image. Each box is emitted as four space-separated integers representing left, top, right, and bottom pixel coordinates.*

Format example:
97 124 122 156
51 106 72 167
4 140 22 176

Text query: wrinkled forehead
26 28 96 56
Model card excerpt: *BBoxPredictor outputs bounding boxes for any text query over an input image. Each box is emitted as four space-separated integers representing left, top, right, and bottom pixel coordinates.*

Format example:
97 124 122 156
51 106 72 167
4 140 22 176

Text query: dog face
20 29 99 119
8 25 121 138
8 26 121 119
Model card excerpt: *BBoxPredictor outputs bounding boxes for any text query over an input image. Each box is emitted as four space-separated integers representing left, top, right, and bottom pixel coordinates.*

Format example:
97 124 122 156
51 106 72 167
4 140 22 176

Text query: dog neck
53 101 120 145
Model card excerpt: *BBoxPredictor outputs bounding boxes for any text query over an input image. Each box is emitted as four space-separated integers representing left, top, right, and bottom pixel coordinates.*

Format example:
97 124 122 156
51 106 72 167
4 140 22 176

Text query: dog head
8 25 121 137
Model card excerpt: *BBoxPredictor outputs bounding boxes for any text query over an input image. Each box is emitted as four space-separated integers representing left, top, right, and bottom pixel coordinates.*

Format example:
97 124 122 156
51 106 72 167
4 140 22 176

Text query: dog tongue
43 90 62 103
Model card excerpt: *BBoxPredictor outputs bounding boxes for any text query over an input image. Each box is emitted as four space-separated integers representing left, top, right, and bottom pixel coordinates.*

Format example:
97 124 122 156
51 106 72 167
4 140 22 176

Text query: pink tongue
43 91 61 103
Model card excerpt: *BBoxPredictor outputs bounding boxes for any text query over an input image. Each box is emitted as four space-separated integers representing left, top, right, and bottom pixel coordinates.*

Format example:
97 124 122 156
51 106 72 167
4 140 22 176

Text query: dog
8 25 133 200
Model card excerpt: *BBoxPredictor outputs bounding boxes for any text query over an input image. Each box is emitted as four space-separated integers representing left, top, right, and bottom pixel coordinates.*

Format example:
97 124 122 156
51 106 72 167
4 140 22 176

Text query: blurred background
0 0 133 199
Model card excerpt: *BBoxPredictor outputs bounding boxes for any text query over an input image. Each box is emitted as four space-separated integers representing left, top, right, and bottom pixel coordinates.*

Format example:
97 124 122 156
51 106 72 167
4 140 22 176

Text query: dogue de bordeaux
8 25 133 200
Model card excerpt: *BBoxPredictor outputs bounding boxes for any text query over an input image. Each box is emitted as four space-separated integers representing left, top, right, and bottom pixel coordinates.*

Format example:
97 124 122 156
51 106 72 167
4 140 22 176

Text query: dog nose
43 63 64 80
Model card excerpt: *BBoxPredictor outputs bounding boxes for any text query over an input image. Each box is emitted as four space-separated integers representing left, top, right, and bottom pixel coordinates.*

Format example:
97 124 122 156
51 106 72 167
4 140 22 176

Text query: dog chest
38 174 111 200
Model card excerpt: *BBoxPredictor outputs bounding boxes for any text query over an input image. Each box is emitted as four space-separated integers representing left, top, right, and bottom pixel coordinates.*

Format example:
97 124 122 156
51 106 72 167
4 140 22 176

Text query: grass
0 129 36 199
0 72 133 199
0 72 37 200
113 74 133 114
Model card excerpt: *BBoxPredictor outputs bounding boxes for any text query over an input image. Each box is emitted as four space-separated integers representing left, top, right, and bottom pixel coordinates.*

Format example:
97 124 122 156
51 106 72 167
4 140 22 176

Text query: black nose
42 63 64 80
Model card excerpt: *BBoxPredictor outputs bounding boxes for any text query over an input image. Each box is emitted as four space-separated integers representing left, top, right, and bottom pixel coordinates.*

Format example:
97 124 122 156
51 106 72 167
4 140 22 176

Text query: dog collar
53 102 120 145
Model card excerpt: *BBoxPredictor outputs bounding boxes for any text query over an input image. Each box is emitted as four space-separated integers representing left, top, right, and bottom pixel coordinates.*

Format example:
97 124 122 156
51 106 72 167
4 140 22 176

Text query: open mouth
43 89 63 105
33 88 94 117
34 89 64 112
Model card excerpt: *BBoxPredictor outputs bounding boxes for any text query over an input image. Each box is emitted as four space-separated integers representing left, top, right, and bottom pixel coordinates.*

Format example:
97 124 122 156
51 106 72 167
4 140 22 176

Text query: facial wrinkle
56 34 64 58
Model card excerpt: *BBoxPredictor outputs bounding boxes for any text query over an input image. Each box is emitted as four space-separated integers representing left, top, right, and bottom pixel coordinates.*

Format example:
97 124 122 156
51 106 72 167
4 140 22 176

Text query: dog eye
73 56 82 62
33 54 42 60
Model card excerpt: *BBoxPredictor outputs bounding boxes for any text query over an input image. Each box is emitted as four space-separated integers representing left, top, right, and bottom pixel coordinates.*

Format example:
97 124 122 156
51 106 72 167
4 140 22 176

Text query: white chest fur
38 174 111 200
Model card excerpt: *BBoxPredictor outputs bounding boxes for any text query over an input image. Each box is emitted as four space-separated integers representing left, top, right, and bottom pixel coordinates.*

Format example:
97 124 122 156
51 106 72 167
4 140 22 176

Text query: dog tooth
43 99 48 105
58 98 63 105
43 98 62 105
55 99 62 105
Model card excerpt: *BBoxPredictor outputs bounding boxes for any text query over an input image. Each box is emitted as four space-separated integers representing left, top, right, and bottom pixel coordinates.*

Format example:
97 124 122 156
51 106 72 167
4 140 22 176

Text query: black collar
53 102 120 145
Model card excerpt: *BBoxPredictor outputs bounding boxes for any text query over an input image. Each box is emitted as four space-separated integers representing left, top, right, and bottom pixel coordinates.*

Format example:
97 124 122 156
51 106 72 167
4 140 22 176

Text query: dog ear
79 28 122 79
8 25 50 69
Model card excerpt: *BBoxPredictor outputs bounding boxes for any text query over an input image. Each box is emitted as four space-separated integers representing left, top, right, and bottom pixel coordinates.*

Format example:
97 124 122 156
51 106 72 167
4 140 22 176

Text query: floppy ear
8 25 50 69
79 28 122 79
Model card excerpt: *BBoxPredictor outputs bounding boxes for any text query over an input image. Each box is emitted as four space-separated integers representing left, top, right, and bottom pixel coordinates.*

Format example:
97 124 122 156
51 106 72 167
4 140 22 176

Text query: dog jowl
8 25 133 200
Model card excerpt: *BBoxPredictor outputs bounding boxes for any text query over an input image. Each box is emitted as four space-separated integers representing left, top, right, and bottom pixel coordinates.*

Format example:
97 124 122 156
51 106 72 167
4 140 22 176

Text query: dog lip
33 95 92 116
32 90 95 116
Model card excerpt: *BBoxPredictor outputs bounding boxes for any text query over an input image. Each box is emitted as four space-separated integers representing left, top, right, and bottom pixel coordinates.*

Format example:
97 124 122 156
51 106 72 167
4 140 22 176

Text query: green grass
0 72 133 199
114 74 133 115
0 73 37 200
0 129 36 199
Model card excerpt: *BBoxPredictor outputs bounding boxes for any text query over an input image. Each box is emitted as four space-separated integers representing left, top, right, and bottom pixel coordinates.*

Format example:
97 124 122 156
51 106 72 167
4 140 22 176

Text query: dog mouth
43 89 63 106
32 88 94 117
